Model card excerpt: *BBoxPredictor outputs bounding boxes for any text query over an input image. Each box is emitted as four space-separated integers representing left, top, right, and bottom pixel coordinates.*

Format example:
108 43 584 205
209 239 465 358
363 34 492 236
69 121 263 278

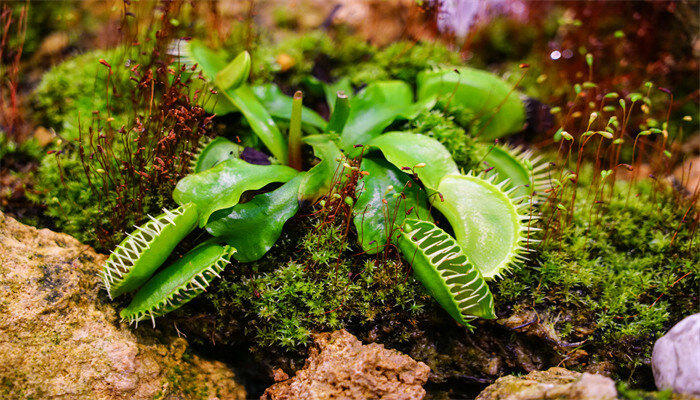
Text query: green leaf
252 84 327 129
206 176 302 262
353 157 433 254
431 173 530 279
339 81 436 154
326 92 350 134
368 131 458 190
180 41 288 162
173 158 298 227
417 67 526 141
190 136 243 173
181 40 236 115
102 203 198 299
222 85 289 164
216 51 251 91
298 135 344 200
183 39 227 81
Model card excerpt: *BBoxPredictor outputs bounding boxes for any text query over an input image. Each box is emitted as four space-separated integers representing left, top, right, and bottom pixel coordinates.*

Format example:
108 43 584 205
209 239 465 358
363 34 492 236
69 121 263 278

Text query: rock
475 367 618 400
0 212 246 400
261 329 430 400
652 313 700 395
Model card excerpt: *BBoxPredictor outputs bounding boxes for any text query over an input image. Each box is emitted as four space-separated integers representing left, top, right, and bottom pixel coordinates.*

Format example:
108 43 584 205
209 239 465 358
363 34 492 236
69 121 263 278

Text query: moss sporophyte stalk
100 40 547 329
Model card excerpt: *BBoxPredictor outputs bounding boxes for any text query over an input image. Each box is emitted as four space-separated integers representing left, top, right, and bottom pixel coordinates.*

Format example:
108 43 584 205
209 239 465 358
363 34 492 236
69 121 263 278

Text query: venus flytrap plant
102 42 547 328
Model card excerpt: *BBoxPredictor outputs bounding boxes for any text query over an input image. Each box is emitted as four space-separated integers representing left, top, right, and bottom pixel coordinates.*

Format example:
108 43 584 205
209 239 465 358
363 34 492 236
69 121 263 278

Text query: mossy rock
0 212 246 399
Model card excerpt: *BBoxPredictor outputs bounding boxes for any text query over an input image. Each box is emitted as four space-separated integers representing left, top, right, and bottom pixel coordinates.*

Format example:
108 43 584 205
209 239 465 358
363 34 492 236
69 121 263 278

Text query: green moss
339 40 462 87
0 131 42 161
31 47 134 140
28 47 179 249
243 30 460 90
202 220 428 351
28 151 171 247
161 364 209 400
616 382 674 400
496 171 699 375
403 107 479 171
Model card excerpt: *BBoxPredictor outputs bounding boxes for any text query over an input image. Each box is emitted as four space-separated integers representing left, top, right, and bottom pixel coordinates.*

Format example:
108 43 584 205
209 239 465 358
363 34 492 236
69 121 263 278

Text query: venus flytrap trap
102 203 198 299
396 219 495 328
102 41 547 328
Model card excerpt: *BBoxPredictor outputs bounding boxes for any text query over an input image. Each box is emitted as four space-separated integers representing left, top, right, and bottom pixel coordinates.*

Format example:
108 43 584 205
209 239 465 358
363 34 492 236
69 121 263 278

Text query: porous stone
0 212 246 400
475 367 618 400
652 313 700 395
261 329 430 400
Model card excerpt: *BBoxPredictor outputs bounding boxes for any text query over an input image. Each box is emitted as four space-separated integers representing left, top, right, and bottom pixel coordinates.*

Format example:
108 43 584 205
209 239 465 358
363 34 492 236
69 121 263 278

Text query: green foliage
103 203 198 299
432 173 532 279
368 131 459 190
207 222 428 350
120 242 235 324
353 157 433 254
206 176 302 263
99 43 537 326
417 67 527 141
173 158 298 227
396 219 495 327
339 80 435 155
497 172 699 367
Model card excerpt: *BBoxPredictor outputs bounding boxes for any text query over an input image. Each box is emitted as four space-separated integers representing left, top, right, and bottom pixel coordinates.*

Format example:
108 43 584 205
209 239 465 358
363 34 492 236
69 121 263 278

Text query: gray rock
652 313 700 395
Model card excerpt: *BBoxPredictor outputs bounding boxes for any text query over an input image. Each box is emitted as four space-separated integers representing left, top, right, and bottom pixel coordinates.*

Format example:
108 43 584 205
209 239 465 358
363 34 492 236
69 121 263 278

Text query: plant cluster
98 39 544 342
15 5 697 383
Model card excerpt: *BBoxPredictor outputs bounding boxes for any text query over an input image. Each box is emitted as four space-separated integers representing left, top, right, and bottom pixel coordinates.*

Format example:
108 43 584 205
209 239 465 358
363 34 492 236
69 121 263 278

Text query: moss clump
28 48 135 246
29 151 172 248
496 171 699 378
28 45 201 250
0 131 42 162
200 220 428 351
32 47 134 140
403 107 479 171
616 382 674 400
245 31 460 88
29 154 103 242
340 40 462 87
